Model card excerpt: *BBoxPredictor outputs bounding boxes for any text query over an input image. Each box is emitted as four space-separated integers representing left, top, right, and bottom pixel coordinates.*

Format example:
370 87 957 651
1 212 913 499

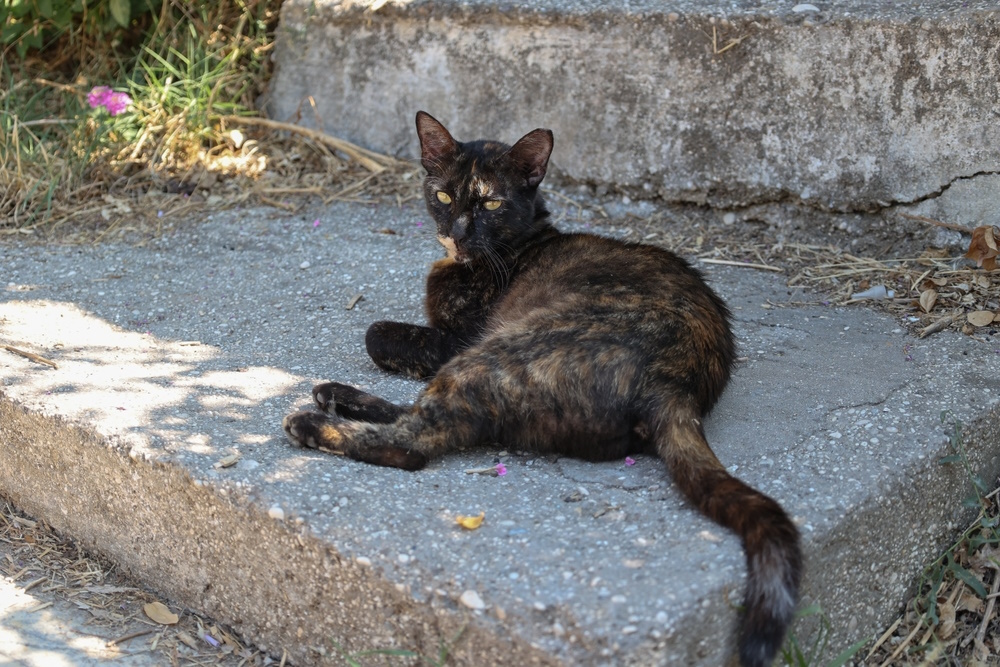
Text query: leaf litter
0 496 274 665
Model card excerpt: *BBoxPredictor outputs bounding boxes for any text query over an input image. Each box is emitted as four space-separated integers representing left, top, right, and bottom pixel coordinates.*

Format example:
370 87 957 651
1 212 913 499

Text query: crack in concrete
613 168 1000 217
880 169 1000 213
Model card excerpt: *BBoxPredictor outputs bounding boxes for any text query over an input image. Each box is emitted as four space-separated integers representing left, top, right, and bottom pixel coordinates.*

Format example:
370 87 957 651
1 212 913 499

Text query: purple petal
87 86 112 109
624 456 635 466
105 92 132 116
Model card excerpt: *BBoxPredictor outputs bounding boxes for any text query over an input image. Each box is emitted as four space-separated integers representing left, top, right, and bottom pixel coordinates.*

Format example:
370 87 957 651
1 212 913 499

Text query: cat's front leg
282 410 427 470
312 381 406 424
365 321 464 379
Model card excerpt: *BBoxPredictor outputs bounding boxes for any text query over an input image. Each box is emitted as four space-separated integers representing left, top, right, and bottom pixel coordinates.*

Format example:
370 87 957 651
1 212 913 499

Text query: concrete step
265 0 1000 213
2 201 998 665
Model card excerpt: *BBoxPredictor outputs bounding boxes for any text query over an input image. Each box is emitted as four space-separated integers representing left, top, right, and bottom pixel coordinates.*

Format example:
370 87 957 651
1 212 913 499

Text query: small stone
355 556 372 567
299 261 311 269
722 212 736 225
459 590 485 610
622 625 638 635
267 506 284 521
792 3 820 12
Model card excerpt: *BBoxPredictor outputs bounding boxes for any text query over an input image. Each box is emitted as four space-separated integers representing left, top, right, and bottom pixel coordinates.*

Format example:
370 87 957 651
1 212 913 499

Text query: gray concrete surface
265 0 1000 212
1 200 999 665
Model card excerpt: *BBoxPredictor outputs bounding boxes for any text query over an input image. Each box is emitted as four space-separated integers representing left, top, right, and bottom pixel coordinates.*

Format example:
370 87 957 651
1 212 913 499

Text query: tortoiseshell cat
283 111 802 667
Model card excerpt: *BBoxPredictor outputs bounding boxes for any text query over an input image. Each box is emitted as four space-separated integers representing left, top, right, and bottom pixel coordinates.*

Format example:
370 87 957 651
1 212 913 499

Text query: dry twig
1 344 59 369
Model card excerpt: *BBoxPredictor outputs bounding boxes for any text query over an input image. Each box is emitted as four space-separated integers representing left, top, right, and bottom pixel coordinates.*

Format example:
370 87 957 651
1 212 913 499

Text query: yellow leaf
455 511 485 530
143 601 179 625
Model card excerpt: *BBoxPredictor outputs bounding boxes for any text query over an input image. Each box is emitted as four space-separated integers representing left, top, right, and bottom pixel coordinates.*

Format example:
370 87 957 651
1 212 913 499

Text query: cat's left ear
507 129 553 188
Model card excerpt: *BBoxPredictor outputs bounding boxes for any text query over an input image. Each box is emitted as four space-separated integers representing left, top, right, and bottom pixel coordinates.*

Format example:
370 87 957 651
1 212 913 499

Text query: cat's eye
435 191 452 204
483 200 502 211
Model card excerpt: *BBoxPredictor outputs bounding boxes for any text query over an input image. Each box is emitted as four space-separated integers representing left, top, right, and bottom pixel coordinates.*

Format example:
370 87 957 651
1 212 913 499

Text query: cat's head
415 111 552 264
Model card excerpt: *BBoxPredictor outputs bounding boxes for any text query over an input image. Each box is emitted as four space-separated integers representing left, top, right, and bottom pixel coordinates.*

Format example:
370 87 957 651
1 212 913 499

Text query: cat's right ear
416 111 457 172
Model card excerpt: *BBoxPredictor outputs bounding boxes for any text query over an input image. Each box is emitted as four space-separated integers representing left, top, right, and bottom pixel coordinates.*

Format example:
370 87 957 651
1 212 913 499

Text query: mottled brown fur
283 112 802 667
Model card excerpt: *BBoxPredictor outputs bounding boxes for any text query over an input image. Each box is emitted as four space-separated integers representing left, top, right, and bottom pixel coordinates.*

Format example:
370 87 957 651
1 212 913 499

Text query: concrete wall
266 2 1000 211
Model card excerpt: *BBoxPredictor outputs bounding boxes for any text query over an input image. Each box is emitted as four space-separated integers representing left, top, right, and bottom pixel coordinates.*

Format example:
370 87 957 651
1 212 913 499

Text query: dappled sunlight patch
0 300 301 462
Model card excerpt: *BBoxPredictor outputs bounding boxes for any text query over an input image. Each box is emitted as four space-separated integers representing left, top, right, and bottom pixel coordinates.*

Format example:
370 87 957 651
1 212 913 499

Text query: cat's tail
652 399 802 667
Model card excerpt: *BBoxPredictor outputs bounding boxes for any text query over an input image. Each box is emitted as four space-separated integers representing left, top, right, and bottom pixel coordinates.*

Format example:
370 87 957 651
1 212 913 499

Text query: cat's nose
450 217 469 242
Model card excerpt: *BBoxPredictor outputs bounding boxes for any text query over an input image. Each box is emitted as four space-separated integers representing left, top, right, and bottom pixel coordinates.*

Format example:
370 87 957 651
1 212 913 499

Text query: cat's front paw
312 382 350 413
312 381 404 424
282 411 344 454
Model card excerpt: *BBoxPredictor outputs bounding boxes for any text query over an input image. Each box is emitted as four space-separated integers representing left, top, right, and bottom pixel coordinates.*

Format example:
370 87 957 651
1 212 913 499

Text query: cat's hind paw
282 410 345 454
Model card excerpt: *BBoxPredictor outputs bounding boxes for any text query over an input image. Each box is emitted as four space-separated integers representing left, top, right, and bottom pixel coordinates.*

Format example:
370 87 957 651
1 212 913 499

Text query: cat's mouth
437 235 472 263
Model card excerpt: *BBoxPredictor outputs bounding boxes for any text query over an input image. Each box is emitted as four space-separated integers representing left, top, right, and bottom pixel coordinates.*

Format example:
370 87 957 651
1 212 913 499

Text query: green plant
1 0 161 58
0 0 280 229
330 625 467 667
779 604 867 667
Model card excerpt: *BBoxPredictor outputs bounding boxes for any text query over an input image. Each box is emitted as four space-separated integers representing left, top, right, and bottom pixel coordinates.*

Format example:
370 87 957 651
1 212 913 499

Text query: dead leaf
143 601 179 625
968 311 997 327
965 225 1000 271
919 289 938 313
958 588 985 614
455 512 485 530
177 631 200 650
345 293 364 310
213 452 241 469
937 597 956 639
919 247 951 266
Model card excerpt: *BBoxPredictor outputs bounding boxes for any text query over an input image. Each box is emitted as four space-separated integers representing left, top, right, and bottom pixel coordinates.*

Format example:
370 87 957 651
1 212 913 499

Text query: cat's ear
507 129 553 188
416 111 457 172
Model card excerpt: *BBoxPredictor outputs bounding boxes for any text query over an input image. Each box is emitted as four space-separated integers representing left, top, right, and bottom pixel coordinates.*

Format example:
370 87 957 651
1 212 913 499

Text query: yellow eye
483 200 501 211
436 191 452 204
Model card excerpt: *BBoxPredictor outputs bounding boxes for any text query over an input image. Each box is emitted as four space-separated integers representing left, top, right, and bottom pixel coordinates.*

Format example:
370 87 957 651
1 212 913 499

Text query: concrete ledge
2 203 999 664
266 0 1000 211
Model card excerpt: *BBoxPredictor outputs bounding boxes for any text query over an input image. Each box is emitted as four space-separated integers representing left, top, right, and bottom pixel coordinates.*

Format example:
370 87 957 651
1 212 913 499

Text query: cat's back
493 232 726 325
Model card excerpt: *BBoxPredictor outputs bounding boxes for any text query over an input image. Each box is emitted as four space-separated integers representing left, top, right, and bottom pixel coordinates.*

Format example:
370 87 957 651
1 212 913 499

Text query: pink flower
105 92 131 116
624 456 635 466
495 462 507 476
312 219 320 228
87 86 131 116
87 86 112 109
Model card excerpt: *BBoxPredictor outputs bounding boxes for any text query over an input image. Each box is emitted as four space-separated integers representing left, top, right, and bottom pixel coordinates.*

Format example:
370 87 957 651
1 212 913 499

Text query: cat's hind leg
282 410 429 470
365 321 465 379
312 382 406 424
